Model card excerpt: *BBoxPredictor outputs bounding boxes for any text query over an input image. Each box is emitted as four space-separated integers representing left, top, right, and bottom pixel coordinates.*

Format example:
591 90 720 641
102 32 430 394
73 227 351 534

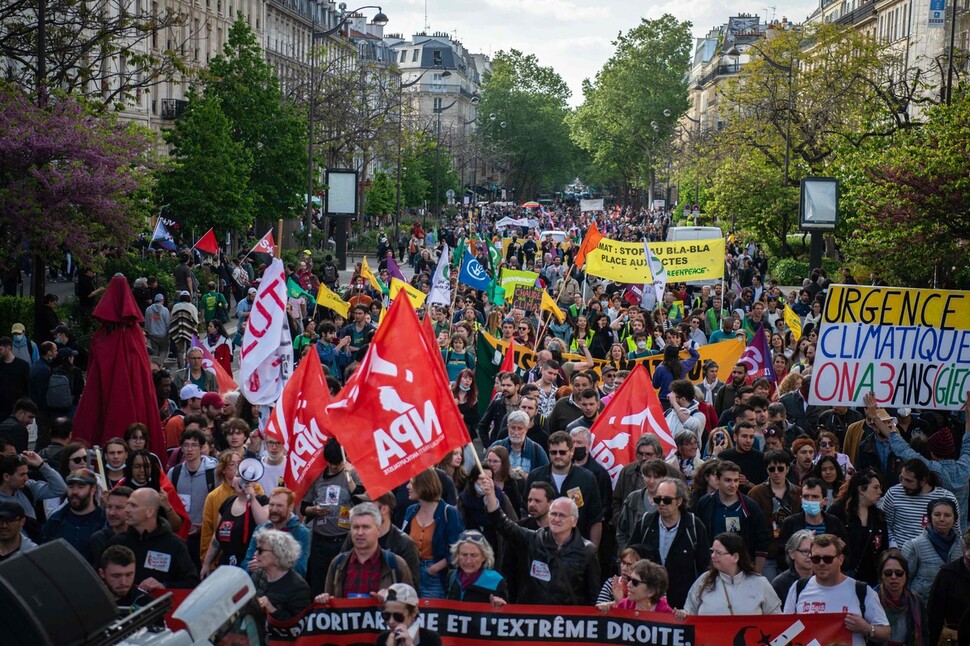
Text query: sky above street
385 0 817 106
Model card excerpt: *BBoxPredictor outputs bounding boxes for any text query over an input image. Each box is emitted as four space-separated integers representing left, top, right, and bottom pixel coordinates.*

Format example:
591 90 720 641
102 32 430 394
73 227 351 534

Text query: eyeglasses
710 548 730 557
810 554 839 564
652 496 676 505
627 577 646 588
882 569 905 578
818 441 834 448
793 548 811 557
637 451 656 460
255 547 267 554
767 465 786 473
381 611 408 624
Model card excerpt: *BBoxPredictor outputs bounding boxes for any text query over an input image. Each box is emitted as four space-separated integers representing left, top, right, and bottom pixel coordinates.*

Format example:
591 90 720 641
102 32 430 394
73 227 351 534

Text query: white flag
428 243 451 306
239 258 293 404
644 239 667 304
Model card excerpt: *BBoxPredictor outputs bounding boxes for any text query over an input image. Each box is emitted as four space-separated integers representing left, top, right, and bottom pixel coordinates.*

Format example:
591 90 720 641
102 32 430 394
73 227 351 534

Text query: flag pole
275 219 283 259
239 229 273 264
533 261 574 353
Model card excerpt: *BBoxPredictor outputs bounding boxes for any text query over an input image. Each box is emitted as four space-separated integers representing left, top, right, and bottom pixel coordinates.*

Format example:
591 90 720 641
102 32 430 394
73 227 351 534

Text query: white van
538 230 567 244
666 226 723 242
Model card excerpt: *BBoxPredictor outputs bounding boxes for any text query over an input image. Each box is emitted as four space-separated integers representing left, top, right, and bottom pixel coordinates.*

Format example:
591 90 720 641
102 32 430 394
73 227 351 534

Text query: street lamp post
673 106 702 208
394 67 449 244
306 4 388 248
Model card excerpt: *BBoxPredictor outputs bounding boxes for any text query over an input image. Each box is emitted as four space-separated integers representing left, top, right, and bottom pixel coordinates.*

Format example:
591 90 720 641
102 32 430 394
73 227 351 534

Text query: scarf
207 331 220 345
926 526 957 563
458 568 482 590
878 585 922 646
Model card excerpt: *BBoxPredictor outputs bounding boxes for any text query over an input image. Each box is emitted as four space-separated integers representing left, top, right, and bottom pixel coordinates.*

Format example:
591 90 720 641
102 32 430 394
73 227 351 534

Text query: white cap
179 384 206 401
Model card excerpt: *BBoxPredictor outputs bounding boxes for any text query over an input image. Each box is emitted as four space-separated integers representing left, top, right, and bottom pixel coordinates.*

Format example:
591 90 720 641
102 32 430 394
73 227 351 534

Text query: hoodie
11 335 38 365
109 517 199 588
144 302 171 337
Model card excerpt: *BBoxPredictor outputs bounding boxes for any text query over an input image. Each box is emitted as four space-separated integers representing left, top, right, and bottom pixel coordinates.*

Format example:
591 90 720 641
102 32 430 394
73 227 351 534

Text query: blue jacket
651 346 700 399
243 513 312 577
490 437 549 472
402 500 464 588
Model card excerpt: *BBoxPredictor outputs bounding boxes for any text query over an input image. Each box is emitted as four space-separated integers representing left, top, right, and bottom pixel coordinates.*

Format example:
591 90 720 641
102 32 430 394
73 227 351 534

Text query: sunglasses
458 531 487 543
652 496 676 505
69 456 87 464
381 611 408 623
549 450 570 456
810 554 839 564
882 569 905 578
819 441 834 448
627 577 646 588
767 465 786 473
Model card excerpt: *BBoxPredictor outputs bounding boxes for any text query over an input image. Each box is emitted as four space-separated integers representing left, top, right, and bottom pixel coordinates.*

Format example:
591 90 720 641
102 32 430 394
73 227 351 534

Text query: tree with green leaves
477 49 582 199
569 15 692 205
204 17 307 218
365 171 395 217
157 91 254 233
838 91 970 288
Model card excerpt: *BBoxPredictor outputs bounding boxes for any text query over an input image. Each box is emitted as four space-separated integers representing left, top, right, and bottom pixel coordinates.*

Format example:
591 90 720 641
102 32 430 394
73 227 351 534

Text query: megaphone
238 457 264 484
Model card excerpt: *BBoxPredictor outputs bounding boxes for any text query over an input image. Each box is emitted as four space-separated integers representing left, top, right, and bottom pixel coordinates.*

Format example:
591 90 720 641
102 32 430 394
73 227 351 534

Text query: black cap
52 325 71 335
0 501 25 520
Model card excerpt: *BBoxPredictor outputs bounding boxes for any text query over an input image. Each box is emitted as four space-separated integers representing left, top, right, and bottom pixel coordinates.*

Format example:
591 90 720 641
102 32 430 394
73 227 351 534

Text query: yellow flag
315 283 350 318
389 278 427 308
784 304 803 341
360 257 383 294
540 290 565 323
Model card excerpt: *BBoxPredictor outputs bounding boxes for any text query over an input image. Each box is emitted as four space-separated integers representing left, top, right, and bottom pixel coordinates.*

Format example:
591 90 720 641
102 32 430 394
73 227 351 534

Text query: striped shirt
879 484 959 547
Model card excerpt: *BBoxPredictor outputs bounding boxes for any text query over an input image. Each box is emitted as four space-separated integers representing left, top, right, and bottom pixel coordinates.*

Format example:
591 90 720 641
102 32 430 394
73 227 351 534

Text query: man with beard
41 468 106 555
503 481 556 602
714 362 749 417
881 458 959 547
89 486 132 565
244 487 311 577
99 545 154 611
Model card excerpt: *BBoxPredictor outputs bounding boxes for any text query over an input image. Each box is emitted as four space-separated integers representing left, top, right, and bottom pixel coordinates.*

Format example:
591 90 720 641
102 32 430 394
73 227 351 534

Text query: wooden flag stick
275 219 283 259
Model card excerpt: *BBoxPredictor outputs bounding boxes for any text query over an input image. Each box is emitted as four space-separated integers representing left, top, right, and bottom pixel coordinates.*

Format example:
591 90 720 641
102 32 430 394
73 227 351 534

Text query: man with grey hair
490 410 548 473
480 472 599 605
626 476 709 609
316 502 412 603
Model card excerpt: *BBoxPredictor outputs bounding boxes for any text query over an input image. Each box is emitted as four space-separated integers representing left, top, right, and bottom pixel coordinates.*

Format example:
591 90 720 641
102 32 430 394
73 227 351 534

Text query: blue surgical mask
802 500 822 516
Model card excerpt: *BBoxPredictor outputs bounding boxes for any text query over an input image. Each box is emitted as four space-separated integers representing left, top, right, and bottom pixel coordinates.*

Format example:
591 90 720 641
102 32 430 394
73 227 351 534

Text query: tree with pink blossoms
0 84 157 276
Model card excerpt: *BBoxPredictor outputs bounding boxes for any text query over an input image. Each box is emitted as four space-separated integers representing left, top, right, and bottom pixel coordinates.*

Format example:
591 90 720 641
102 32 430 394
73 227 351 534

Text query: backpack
170 462 216 493
323 264 338 285
793 576 867 617
47 371 73 408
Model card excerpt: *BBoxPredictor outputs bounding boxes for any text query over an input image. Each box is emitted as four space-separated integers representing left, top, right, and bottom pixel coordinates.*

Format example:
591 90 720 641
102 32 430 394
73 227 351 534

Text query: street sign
446 189 455 199
928 0 945 27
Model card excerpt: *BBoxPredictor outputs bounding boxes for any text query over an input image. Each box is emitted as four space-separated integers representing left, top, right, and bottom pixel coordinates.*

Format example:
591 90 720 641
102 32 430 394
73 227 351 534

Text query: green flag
482 235 501 271
452 237 466 268
487 279 506 306
287 277 313 300
476 332 500 417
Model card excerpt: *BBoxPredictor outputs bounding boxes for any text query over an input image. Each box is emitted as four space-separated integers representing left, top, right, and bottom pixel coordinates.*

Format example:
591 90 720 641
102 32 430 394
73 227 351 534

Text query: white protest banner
239 258 293 404
580 198 605 212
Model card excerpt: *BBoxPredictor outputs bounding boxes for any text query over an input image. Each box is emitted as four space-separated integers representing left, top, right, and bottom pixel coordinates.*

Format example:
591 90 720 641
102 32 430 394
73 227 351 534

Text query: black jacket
694 491 770 560
109 517 199 588
628 510 710 609
927 556 970 645
778 512 848 553
488 508 599 605
526 464 604 539
478 395 516 445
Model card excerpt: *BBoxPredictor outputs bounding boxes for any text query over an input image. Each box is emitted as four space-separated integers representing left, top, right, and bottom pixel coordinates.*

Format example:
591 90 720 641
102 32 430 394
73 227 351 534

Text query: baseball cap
153 294 165 302
179 384 206 401
10 323 25 334
0 501 26 520
56 347 78 360
601 365 617 375
201 392 227 409
179 290 190 298
52 325 71 336
385 583 418 607
66 469 98 486
247 287 257 295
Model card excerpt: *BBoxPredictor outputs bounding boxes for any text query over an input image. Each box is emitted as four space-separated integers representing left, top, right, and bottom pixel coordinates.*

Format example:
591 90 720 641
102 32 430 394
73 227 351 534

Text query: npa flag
150 219 176 251
194 228 219 255
325 297 471 498
588 364 675 484
239 258 293 404
316 283 350 318
573 221 604 269
190 335 238 394
784 303 803 341
458 250 491 291
491 340 516 400
249 230 276 257
739 323 775 382
644 239 667 304
263 350 332 504
428 244 451 306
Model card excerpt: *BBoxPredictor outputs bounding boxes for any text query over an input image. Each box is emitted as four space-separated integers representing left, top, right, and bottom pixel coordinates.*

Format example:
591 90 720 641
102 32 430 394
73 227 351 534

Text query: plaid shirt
343 549 382 597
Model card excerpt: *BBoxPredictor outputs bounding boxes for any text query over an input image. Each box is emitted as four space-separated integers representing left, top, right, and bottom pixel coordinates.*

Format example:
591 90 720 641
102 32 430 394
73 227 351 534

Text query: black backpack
47 370 73 408
793 576 867 617
323 264 338 284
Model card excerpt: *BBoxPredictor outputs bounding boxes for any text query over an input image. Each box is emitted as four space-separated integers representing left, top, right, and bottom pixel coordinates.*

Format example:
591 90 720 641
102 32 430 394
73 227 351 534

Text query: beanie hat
791 437 817 455
928 428 956 459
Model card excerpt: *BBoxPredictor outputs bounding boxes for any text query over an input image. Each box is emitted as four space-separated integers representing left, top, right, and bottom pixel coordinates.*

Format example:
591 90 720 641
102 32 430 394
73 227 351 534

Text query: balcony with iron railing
836 0 876 25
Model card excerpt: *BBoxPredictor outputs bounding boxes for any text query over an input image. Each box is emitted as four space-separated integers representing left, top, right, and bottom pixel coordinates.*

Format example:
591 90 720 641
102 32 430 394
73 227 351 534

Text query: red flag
191 336 238 394
573 221 604 269
263 350 332 504
587 364 675 485
739 323 776 382
194 228 219 254
492 339 516 400
421 311 437 354
250 229 275 257
325 298 472 499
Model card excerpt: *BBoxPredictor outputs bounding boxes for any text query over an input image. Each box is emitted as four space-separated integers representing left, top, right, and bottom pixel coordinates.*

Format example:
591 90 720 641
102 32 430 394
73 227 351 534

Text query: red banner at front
266 599 851 646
